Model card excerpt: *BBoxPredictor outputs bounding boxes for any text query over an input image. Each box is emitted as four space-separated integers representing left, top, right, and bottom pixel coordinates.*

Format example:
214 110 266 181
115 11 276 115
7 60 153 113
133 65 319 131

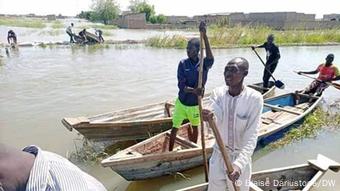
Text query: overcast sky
0 0 339 18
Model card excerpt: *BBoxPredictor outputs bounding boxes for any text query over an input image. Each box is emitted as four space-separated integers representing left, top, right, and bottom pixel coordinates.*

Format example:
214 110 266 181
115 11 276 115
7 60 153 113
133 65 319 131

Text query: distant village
2 12 340 30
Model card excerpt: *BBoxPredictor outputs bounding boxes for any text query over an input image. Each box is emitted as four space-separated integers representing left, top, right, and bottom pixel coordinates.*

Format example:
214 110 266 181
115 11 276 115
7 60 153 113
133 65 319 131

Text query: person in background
168 21 214 151
66 23 75 43
95 29 104 43
0 144 107 191
7 30 17 45
297 53 340 96
252 34 281 88
79 28 88 43
202 57 263 191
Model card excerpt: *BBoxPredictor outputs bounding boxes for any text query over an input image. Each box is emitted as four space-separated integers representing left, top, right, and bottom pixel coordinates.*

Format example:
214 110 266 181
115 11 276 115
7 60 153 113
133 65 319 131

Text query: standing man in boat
252 34 281 88
168 21 214 151
0 144 107 191
7 30 17 46
202 57 263 191
297 53 340 96
66 23 75 43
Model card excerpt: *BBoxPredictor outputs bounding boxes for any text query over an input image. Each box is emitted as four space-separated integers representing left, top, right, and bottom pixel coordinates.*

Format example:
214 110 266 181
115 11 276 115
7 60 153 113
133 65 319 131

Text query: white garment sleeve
233 95 263 173
209 88 223 127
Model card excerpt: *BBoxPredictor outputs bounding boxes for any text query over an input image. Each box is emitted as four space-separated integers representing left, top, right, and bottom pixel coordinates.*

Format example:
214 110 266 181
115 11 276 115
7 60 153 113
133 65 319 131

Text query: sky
0 0 339 18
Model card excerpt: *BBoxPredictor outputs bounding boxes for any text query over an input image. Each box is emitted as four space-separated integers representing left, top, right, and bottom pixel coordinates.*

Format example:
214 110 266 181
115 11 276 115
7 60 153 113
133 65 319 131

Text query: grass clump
146 25 340 48
0 17 46 28
50 20 64 29
146 34 187 48
268 107 340 149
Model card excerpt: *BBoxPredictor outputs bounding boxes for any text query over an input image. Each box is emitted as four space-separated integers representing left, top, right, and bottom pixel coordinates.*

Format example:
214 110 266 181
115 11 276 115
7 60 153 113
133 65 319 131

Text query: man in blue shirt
169 21 214 151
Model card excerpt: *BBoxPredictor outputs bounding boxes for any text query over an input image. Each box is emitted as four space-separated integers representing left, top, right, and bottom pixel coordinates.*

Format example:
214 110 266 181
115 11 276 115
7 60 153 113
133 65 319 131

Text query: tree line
78 0 167 25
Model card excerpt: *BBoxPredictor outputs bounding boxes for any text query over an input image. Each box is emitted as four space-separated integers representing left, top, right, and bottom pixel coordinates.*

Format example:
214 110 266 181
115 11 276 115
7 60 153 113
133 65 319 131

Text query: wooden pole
207 116 240 191
294 71 340 90
198 31 209 182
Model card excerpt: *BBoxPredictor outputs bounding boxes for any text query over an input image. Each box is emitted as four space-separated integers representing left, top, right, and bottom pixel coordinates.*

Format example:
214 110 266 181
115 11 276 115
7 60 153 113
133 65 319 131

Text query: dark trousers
99 35 104 42
263 61 278 88
67 32 74 43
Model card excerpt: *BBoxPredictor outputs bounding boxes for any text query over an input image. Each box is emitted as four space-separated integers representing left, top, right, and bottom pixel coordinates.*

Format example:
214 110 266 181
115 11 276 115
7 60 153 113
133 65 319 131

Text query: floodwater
1 33 340 190
0 18 196 44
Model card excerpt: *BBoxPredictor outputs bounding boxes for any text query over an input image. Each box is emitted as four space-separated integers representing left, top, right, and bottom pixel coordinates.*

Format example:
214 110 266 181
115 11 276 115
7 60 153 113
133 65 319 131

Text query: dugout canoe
62 82 275 142
176 154 340 191
101 92 322 181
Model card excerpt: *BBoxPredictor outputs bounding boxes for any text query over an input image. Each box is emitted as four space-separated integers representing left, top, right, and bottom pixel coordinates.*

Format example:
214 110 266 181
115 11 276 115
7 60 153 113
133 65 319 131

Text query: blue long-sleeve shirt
177 57 214 106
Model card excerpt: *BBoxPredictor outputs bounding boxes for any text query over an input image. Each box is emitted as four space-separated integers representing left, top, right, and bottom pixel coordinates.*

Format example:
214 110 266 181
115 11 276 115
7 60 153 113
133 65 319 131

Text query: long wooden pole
207 116 240 191
198 31 209 182
293 71 340 90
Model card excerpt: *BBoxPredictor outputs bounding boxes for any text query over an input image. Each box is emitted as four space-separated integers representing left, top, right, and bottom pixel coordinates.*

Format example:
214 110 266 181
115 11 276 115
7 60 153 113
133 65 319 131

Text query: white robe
208 86 263 191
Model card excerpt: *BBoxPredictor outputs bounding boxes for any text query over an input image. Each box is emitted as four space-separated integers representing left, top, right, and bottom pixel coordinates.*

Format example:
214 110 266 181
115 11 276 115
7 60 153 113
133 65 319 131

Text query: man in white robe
203 57 263 191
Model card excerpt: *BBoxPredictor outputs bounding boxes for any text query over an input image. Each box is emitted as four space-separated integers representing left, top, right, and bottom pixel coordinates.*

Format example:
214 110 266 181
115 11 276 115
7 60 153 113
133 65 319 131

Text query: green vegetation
50 20 64 29
129 0 167 24
146 25 340 48
268 107 340 149
78 0 120 24
0 17 46 28
146 34 187 48
68 138 138 163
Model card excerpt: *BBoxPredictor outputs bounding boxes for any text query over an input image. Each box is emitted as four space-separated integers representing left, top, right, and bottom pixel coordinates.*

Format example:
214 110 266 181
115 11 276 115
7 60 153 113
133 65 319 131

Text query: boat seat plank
308 154 340 172
264 103 302 115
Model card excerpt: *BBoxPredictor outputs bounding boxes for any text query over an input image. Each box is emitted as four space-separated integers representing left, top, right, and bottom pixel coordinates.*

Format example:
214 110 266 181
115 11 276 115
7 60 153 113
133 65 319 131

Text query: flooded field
0 30 340 190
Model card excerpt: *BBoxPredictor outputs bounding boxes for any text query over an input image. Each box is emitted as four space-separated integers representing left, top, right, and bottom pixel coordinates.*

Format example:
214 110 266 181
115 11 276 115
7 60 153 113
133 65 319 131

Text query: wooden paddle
198 31 209 182
207 115 240 191
293 71 340 90
252 48 285 89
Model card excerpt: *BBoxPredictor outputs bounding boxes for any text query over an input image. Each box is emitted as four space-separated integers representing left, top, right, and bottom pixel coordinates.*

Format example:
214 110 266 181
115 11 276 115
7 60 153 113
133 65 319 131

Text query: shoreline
2 41 340 49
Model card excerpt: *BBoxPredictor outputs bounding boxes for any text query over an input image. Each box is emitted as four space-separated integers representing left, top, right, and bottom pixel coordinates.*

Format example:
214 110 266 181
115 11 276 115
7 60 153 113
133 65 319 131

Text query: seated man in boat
95 29 104 43
66 23 75 43
202 57 263 191
7 30 17 46
297 53 340 96
168 21 214 151
0 144 107 191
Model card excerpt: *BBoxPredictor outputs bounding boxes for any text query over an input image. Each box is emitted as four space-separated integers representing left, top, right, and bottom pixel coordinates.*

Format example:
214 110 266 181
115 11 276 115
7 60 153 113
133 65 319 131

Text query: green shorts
172 98 200 128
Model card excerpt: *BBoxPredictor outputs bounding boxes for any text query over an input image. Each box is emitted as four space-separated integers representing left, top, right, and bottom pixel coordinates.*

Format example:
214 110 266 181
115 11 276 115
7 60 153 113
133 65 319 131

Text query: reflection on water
0 45 340 190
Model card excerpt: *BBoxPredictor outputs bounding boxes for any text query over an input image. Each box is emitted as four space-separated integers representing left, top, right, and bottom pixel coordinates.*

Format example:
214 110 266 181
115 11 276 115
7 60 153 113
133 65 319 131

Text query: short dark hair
327 53 334 59
224 57 249 73
188 38 200 51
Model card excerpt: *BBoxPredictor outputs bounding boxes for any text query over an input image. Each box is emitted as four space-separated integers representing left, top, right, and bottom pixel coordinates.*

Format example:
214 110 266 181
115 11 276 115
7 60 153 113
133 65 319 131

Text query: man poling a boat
168 21 214 151
202 57 263 191
251 34 281 88
296 53 340 96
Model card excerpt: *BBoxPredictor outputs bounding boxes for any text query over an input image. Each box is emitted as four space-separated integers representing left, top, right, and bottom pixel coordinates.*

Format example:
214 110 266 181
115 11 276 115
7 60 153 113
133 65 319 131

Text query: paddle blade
275 80 285 89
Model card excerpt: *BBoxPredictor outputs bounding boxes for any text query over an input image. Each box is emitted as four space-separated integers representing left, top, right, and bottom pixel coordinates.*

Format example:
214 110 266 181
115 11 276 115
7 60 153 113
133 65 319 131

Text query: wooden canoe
62 82 275 142
101 92 322 181
177 154 340 191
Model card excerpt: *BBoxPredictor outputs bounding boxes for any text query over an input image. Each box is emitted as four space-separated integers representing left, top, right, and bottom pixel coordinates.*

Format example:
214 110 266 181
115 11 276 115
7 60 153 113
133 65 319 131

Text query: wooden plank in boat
264 103 302 115
308 154 340 172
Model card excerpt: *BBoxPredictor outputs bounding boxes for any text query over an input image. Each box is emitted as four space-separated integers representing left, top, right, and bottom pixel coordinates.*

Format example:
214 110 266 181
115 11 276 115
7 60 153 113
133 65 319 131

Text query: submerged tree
128 0 167 24
91 0 120 24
